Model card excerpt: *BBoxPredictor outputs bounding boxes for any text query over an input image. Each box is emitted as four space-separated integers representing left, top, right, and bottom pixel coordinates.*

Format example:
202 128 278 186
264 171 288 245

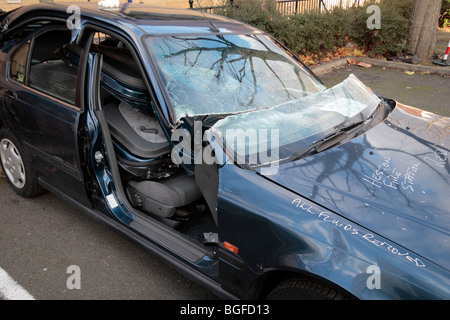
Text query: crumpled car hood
263 103 450 270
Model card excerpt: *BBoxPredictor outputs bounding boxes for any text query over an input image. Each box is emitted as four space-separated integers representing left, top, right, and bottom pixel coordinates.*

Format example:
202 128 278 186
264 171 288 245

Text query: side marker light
223 241 239 254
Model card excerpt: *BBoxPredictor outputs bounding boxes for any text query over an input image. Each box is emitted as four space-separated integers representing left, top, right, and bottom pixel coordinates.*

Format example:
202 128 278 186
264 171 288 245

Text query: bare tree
408 0 442 60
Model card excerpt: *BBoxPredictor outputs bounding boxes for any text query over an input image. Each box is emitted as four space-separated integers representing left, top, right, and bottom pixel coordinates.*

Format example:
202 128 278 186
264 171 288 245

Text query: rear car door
0 20 91 207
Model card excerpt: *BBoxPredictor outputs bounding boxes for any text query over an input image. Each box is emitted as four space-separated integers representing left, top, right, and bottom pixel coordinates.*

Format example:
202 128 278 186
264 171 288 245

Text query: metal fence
276 0 361 15
189 0 234 13
190 0 375 15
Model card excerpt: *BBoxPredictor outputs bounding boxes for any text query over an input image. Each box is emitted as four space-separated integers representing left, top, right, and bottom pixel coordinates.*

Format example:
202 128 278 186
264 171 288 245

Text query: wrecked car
0 3 449 300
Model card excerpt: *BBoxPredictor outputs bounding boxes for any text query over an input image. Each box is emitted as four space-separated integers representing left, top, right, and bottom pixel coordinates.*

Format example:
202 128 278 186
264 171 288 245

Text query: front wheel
0 128 45 198
267 277 349 300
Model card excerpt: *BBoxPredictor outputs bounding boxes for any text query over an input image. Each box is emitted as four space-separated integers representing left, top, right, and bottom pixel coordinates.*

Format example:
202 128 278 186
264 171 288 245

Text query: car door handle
4 90 18 101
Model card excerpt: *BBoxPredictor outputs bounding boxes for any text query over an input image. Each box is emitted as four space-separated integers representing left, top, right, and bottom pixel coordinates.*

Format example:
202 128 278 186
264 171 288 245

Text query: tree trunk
408 0 442 60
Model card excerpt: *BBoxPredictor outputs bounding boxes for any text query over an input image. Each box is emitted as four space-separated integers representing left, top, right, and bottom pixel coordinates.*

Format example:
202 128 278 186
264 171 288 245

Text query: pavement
312 30 450 76
0 179 216 300
310 30 450 117
315 61 450 117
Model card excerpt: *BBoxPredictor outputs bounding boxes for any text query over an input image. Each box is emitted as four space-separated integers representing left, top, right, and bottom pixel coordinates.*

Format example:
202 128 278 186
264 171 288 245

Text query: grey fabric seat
103 102 202 218
127 174 203 218
103 101 171 159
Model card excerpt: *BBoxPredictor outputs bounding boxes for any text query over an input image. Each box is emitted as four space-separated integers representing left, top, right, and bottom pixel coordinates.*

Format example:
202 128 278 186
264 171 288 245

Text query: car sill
130 213 213 263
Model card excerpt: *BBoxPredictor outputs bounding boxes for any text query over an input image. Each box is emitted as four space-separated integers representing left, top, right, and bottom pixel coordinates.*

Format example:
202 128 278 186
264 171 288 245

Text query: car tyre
267 277 349 300
0 128 45 198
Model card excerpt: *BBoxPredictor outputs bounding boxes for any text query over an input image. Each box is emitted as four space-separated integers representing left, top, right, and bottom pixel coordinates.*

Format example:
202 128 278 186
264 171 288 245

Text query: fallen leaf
357 62 372 68
405 71 415 75
353 48 364 57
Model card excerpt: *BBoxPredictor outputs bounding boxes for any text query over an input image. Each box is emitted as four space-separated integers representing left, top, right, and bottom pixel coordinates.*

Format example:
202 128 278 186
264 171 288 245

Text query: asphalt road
320 64 450 117
0 64 449 300
0 180 215 300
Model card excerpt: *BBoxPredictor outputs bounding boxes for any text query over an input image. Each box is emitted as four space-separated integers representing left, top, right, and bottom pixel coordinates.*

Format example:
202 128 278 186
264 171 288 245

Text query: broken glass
209 74 381 165
146 34 325 121
146 34 381 167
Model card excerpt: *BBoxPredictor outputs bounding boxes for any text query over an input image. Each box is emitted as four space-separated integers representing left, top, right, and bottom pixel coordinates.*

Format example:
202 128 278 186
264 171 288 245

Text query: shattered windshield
145 34 325 121
146 34 381 171
210 74 381 167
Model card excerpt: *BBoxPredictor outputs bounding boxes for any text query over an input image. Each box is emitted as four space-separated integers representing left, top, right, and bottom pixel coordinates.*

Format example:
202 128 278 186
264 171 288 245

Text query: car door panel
7 80 90 206
0 23 92 207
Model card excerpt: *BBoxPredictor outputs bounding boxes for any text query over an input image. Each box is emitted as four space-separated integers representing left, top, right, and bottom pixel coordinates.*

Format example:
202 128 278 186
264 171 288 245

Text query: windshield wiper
286 132 348 163
286 119 367 162
285 100 387 163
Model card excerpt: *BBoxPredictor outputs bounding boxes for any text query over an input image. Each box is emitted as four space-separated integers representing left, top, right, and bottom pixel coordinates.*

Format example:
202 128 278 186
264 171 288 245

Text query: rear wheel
0 128 45 197
267 277 348 300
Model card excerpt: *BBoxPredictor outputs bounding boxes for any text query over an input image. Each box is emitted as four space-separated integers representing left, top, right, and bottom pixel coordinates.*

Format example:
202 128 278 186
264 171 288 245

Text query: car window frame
81 24 170 129
9 37 30 84
6 19 84 111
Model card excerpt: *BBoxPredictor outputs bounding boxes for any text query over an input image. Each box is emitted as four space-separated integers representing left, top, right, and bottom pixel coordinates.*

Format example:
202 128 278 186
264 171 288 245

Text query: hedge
223 0 414 57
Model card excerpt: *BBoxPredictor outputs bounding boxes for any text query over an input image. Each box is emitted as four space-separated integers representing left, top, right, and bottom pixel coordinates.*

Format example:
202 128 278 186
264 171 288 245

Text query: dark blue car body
0 3 449 300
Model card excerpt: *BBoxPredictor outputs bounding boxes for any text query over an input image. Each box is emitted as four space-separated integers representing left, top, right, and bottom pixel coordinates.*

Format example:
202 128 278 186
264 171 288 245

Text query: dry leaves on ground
299 46 368 66
299 45 386 67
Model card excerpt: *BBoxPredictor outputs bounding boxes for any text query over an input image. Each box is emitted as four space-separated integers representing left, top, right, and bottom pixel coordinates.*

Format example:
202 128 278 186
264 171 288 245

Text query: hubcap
0 138 26 189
